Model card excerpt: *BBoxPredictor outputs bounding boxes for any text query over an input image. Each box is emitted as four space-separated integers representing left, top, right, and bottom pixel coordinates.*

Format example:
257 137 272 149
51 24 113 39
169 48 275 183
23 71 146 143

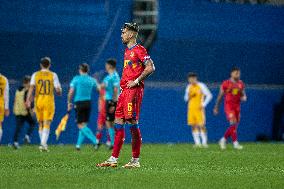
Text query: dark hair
79 63 89 73
122 22 139 32
187 72 198 78
106 58 117 68
40 57 51 68
23 75 31 84
231 67 240 73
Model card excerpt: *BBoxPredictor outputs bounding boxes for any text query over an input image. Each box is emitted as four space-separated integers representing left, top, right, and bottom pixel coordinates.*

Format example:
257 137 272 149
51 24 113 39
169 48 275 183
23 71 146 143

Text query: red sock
111 128 125 158
224 126 232 140
231 125 238 142
130 127 142 158
96 131 102 141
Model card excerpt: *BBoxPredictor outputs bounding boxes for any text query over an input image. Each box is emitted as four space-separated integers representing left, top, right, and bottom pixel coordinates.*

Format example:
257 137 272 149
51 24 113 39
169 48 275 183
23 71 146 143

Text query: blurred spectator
13 76 36 149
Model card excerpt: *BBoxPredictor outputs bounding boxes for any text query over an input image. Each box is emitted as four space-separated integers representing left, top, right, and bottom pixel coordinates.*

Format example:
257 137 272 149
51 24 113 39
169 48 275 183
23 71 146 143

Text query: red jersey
222 79 245 107
120 44 151 89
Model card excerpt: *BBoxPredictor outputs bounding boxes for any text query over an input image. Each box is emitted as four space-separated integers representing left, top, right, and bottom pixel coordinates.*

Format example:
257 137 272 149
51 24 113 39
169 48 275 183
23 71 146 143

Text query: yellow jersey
0 74 9 109
30 69 61 121
184 82 212 111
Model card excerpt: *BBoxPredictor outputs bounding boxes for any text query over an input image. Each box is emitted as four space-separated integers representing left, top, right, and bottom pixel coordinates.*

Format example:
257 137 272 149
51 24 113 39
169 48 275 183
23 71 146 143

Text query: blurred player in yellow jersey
0 73 10 143
26 57 62 151
184 73 212 148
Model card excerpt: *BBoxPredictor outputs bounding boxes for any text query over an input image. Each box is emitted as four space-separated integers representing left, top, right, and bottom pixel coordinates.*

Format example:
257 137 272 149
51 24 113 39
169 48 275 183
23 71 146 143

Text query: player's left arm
127 59 155 88
200 83 213 108
4 77 9 116
241 89 247 102
53 73 62 96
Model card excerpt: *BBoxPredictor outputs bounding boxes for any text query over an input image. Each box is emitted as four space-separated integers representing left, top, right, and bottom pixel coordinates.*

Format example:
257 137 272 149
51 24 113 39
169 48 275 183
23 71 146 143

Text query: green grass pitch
0 143 283 189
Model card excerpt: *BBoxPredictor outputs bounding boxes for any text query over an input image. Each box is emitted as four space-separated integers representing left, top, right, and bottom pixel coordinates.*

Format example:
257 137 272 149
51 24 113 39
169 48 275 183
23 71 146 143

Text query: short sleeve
221 81 227 91
70 77 76 88
136 45 151 64
30 73 36 85
53 73 61 89
184 84 190 102
113 75 120 88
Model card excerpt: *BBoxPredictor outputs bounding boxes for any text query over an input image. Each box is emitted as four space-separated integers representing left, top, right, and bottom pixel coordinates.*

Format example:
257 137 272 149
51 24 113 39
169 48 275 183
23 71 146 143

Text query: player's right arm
213 85 224 115
67 77 76 111
184 85 190 102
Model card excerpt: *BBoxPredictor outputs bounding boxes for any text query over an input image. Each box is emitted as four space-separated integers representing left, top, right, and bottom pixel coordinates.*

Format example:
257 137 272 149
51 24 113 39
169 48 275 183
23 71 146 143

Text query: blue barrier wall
0 0 132 82
150 1 284 84
1 84 283 144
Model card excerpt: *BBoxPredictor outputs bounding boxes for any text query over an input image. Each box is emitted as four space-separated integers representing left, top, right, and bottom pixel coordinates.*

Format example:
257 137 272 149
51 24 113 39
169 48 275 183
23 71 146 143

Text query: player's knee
115 118 125 125
200 127 207 133
192 126 198 133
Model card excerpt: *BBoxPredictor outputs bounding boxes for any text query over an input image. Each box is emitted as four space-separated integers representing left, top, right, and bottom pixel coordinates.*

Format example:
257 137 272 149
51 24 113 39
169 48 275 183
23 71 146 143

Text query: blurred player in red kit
97 22 155 168
213 67 247 150
95 87 111 148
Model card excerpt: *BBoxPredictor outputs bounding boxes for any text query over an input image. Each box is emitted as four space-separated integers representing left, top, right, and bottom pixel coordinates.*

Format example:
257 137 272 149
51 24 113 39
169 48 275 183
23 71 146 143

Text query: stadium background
0 0 283 144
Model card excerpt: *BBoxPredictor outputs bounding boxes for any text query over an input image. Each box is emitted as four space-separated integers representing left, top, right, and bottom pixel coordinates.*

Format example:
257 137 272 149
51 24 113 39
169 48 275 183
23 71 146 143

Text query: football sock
231 124 238 142
200 131 208 145
76 130 85 148
38 123 43 142
81 125 97 145
41 127 50 147
224 126 232 140
192 131 201 145
112 124 125 158
108 127 115 146
129 124 142 158
0 126 2 143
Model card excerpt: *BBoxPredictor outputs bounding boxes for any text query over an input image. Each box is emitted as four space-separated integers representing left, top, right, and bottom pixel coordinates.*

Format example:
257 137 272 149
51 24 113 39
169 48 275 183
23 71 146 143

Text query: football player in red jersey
97 23 155 168
213 67 247 150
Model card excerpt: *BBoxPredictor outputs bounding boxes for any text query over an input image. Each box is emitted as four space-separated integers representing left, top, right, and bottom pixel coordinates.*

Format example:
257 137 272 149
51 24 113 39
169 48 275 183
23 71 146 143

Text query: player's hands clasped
127 80 137 88
213 107 219 115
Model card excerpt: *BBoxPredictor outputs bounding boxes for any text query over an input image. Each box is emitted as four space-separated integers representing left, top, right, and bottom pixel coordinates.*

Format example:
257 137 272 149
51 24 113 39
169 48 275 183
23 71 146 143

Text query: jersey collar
128 43 138 50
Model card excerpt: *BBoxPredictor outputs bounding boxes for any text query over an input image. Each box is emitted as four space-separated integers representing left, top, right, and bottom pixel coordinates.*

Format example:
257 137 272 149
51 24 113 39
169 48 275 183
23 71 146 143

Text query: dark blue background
0 0 283 144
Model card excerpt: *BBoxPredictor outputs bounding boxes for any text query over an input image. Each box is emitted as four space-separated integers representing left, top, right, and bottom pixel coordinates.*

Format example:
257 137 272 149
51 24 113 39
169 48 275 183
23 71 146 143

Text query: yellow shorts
35 101 55 122
187 109 205 126
0 103 4 122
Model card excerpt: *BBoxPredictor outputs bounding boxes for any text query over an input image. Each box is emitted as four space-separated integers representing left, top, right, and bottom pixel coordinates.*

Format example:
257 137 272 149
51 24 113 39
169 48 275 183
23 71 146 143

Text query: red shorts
225 106 240 123
115 87 144 121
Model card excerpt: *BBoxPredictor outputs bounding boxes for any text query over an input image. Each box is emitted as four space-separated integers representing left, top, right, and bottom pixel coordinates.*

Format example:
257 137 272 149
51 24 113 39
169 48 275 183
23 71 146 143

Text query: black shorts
106 100 117 122
75 101 91 124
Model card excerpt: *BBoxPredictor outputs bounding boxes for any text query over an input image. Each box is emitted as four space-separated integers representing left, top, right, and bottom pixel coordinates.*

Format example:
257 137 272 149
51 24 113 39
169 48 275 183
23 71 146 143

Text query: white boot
219 137 226 150
233 141 243 150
